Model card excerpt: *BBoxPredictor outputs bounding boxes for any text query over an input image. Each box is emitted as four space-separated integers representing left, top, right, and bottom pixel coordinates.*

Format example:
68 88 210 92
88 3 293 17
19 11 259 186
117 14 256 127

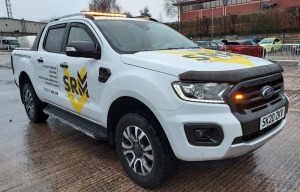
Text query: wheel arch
19 71 32 104
106 96 170 148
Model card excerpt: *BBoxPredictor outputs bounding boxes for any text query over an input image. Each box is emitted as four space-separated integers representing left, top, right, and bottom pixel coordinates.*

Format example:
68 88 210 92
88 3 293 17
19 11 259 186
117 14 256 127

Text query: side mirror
66 41 101 59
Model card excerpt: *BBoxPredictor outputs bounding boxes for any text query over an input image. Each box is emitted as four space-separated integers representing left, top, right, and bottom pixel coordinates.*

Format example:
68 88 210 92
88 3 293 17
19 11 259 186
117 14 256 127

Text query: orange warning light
234 94 244 101
81 11 127 18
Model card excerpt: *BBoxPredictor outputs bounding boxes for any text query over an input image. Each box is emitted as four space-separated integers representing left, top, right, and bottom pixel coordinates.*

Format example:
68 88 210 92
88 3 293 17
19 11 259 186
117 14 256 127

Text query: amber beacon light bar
80 11 127 18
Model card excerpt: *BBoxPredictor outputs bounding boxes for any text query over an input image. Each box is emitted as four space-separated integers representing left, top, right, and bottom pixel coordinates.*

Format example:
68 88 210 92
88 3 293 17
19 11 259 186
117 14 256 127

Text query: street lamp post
211 6 216 40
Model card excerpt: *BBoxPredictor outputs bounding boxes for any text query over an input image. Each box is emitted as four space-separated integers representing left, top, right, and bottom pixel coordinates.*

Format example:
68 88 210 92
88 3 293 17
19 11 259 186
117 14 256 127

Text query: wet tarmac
0 51 299 191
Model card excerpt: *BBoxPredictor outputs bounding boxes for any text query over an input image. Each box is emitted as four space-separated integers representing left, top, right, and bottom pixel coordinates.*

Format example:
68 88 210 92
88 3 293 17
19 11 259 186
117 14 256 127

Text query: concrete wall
0 18 46 37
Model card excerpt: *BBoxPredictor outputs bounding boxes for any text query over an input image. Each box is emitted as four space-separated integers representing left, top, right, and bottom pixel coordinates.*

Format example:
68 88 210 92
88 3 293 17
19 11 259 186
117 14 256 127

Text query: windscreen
8 40 19 45
94 20 197 54
260 39 274 44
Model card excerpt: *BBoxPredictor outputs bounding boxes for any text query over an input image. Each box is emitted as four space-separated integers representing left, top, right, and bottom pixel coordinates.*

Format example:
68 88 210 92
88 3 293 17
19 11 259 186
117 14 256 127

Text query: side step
43 105 108 140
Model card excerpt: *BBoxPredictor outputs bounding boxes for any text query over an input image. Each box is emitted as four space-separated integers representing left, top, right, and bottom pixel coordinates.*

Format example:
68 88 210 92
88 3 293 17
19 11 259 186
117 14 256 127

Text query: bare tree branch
164 0 181 20
140 7 152 18
89 0 121 12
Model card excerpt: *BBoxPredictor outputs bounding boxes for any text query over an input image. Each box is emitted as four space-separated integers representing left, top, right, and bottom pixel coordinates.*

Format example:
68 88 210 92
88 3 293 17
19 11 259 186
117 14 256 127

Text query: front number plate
260 107 285 130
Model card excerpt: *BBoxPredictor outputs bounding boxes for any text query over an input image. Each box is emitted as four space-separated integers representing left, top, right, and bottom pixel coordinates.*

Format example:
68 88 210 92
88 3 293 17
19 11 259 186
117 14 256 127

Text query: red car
220 40 264 58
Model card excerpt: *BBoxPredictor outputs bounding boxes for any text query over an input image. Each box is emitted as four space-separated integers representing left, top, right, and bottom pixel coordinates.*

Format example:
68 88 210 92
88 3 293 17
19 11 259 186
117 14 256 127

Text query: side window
44 26 65 53
68 27 93 44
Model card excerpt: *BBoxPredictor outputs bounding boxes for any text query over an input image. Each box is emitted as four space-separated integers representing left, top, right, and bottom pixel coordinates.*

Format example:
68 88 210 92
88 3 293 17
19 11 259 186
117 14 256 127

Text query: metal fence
217 44 300 65
263 44 300 63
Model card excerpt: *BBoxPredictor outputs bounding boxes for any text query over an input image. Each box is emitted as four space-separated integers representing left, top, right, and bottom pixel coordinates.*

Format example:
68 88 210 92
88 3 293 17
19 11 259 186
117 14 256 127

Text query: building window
179 0 251 12
181 6 186 12
194 3 203 9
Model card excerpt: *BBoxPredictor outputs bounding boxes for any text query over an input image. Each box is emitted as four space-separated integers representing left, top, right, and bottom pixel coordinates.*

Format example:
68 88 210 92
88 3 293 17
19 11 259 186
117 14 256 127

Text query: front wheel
115 113 178 189
22 83 49 123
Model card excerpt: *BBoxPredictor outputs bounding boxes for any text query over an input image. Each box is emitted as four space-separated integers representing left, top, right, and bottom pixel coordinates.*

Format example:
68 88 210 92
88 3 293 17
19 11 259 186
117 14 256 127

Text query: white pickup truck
12 12 289 189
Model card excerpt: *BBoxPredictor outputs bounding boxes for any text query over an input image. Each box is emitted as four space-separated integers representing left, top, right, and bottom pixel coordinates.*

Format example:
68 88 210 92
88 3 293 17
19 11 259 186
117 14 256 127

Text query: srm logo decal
63 66 89 113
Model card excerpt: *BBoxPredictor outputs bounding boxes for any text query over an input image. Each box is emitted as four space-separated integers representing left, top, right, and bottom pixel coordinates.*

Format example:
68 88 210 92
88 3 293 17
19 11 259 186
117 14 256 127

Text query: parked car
0 36 20 50
258 38 283 53
212 39 228 47
195 41 220 50
221 40 264 58
245 38 261 44
237 40 259 45
17 36 36 48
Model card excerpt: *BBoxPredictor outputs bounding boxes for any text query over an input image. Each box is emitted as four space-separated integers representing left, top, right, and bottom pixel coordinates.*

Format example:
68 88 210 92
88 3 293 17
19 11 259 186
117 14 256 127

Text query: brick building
176 0 300 21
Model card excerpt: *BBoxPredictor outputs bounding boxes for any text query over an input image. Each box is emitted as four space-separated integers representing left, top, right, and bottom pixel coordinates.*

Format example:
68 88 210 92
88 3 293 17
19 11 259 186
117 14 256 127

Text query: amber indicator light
234 94 244 101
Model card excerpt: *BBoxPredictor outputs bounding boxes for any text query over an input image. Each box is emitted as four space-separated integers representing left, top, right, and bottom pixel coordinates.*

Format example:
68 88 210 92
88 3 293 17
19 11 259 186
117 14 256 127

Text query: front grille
228 73 284 114
226 72 288 136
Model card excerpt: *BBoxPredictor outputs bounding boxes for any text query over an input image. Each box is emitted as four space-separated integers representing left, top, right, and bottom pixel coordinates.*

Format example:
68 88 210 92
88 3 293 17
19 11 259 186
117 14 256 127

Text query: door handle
37 58 43 63
60 62 68 69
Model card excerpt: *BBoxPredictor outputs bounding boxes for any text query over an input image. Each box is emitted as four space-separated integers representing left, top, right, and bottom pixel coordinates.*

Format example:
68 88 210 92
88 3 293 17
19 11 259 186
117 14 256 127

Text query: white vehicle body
17 36 36 48
11 14 289 188
0 36 20 50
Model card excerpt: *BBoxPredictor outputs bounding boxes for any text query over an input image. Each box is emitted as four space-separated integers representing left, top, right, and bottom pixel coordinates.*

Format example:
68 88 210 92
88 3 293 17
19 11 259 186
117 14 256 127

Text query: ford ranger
11 12 289 189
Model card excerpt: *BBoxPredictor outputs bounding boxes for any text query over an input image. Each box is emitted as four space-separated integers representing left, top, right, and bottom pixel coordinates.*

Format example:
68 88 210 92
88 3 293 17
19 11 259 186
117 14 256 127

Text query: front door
58 22 102 122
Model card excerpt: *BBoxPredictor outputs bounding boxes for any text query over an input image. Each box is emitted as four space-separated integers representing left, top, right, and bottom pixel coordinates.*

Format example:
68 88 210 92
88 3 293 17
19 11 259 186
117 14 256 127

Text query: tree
89 0 121 12
140 6 152 17
287 6 300 30
123 11 132 17
164 0 181 31
164 0 180 22
157 13 164 22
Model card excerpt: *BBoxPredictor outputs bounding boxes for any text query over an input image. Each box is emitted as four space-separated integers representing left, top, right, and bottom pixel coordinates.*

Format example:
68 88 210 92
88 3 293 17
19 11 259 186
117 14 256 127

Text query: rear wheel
22 83 48 123
115 113 178 189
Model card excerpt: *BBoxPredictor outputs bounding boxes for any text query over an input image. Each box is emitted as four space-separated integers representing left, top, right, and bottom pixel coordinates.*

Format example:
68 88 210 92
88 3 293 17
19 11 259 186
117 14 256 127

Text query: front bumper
221 118 285 159
157 100 287 161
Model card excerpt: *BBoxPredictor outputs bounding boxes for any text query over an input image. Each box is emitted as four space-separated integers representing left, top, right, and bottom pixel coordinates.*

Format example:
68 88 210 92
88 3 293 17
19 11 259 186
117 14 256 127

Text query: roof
173 0 215 6
0 17 46 24
57 12 158 23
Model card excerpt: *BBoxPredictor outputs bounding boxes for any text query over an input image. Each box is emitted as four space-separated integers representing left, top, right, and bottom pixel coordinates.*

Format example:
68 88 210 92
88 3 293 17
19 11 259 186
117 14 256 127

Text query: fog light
194 129 212 142
184 123 224 146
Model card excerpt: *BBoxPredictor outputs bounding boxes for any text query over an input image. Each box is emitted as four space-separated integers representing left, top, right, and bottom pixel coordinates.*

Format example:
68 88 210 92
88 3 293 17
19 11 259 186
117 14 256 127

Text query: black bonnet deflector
178 63 283 84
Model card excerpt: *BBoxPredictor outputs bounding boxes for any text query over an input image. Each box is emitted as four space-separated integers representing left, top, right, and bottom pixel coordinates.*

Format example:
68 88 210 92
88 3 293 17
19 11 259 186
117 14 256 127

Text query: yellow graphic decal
63 66 89 113
160 49 255 67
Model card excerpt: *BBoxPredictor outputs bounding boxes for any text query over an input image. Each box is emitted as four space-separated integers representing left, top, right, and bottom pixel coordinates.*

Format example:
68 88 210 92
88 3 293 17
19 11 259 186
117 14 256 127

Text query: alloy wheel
121 125 154 176
24 89 35 118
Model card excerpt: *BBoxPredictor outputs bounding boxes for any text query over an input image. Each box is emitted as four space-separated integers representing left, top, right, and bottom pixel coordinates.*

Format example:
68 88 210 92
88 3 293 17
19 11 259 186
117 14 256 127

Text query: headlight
172 82 231 103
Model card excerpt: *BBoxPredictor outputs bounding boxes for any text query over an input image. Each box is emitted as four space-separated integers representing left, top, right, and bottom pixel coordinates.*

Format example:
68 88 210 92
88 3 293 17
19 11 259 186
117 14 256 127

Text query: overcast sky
0 0 175 22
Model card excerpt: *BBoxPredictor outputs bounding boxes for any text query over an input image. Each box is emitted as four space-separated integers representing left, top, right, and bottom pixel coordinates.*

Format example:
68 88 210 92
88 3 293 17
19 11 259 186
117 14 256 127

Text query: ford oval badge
262 86 275 98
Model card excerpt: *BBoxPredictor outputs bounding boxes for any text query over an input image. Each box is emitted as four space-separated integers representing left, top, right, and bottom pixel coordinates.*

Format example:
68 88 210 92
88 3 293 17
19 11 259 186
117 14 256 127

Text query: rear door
35 23 68 105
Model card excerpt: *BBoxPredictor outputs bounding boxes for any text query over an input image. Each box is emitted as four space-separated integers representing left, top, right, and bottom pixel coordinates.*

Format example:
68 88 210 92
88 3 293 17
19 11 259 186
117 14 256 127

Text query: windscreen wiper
157 47 185 50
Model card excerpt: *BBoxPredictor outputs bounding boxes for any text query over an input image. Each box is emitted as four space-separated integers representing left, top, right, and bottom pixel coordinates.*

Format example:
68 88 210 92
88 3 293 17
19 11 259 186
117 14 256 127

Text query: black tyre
115 113 178 189
22 83 49 123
